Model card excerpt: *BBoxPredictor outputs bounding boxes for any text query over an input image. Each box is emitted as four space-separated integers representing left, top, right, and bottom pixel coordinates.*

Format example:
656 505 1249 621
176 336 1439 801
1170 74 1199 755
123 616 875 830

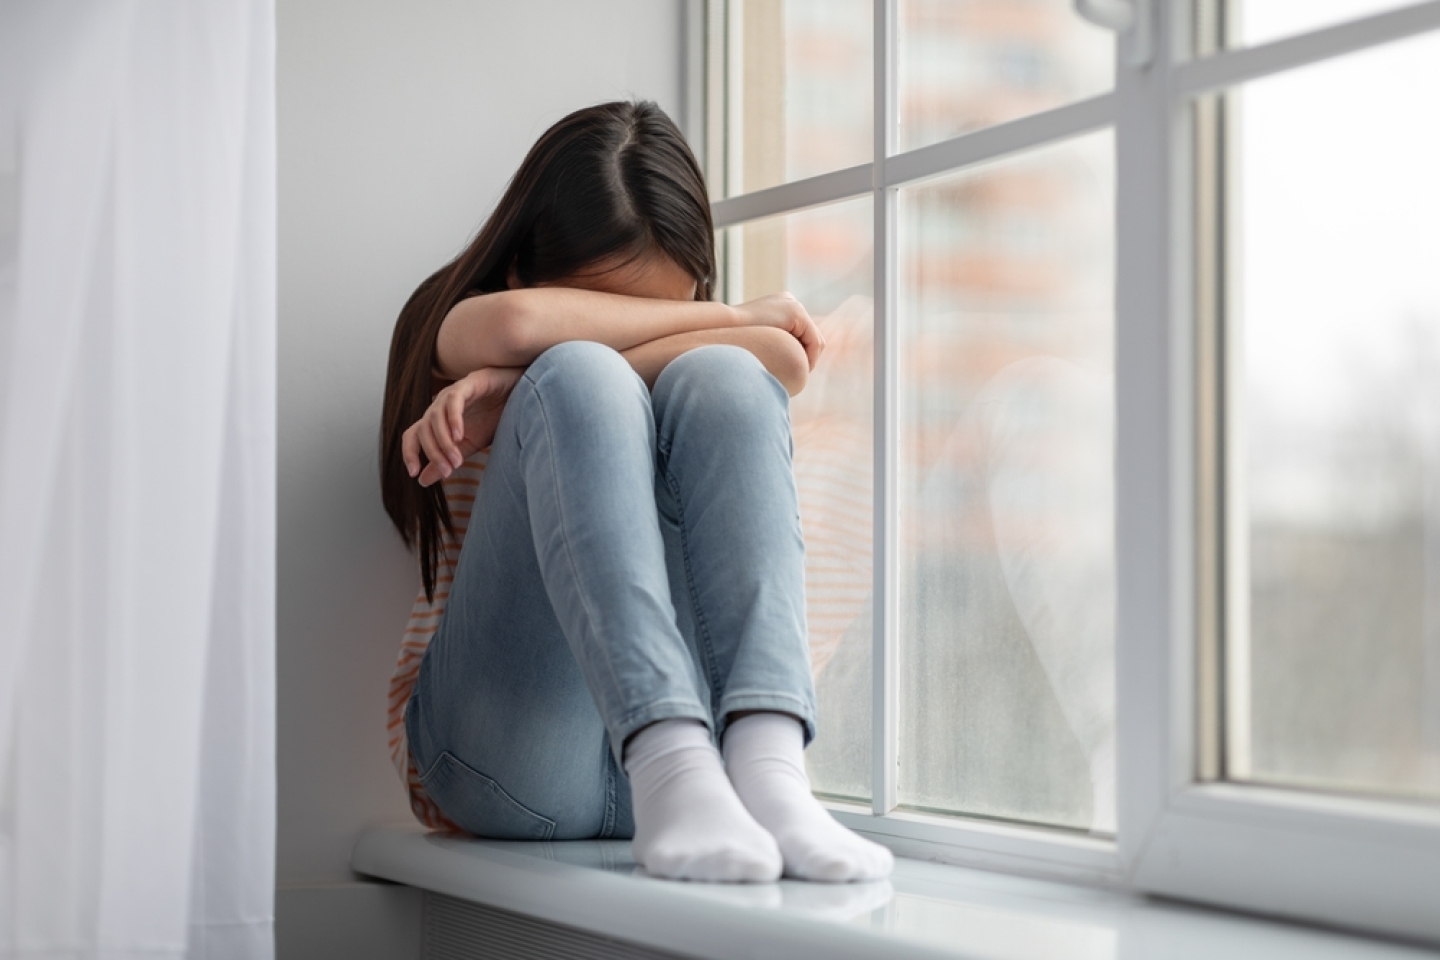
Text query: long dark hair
381 101 716 600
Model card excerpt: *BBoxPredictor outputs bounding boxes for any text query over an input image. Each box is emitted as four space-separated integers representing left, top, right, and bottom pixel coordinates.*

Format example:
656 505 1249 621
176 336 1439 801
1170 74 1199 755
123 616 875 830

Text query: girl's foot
723 712 894 882
625 719 781 882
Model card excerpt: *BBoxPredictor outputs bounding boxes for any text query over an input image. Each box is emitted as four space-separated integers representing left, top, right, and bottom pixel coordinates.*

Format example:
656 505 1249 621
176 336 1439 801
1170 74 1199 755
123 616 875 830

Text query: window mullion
871 0 899 817
1111 0 1178 866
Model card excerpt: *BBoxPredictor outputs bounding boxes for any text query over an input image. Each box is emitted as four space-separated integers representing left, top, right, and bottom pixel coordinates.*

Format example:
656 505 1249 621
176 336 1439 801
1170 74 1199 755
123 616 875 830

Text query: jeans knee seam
527 384 633 710
663 465 726 704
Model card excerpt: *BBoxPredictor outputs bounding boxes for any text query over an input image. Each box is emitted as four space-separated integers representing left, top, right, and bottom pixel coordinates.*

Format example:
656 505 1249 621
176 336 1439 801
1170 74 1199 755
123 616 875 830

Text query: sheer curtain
0 2 276 958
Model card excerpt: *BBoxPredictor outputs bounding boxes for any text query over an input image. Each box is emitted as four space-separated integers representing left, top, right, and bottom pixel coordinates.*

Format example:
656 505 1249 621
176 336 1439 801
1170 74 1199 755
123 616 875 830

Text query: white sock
723 713 894 882
624 719 781 882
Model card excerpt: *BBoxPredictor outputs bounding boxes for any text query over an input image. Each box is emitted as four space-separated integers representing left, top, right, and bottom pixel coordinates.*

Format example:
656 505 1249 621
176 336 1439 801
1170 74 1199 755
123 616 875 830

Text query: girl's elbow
437 294 531 375
487 294 537 365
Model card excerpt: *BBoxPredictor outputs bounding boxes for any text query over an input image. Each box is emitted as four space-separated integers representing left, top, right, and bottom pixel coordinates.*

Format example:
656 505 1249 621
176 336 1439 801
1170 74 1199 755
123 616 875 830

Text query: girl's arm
404 327 812 486
621 326 811 396
434 288 821 378
406 326 812 486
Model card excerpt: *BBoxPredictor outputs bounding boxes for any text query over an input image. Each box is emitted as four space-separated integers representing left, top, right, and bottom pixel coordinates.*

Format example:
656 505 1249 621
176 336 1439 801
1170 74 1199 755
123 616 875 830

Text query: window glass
1231 32 1440 800
897 133 1116 831
897 0 1113 154
723 196 875 802
1237 0 1426 48
725 0 872 197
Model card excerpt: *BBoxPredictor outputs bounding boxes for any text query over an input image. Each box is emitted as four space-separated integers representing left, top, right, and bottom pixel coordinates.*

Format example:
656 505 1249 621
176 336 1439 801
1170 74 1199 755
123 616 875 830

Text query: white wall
277 0 684 887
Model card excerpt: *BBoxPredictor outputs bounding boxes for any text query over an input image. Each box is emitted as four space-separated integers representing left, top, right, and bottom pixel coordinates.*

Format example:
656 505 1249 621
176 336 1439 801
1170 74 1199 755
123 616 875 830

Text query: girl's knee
665 343 761 379
525 341 647 409
656 345 787 421
531 340 636 387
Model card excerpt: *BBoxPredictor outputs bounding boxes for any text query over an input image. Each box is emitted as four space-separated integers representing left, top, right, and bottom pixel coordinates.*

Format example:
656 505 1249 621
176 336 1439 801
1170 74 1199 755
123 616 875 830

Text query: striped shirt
386 452 488 832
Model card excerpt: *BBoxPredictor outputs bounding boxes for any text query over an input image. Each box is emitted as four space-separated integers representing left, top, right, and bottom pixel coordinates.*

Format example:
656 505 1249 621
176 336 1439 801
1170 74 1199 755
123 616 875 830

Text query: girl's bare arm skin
404 325 809 488
433 255 823 379
621 326 808 396
408 253 824 484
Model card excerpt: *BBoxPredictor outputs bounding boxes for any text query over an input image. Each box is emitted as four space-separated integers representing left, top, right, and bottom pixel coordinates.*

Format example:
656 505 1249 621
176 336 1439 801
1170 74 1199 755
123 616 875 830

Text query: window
1202 23 1440 806
897 134 1115 833
694 0 1440 943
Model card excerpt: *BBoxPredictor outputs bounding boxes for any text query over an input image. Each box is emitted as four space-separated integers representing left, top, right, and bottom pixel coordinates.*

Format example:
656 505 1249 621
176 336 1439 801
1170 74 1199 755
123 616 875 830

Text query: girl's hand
734 293 825 371
402 366 525 487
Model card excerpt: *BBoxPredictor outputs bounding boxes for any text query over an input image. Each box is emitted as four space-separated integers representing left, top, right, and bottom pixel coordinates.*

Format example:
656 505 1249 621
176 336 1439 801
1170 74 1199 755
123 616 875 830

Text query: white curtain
0 2 276 958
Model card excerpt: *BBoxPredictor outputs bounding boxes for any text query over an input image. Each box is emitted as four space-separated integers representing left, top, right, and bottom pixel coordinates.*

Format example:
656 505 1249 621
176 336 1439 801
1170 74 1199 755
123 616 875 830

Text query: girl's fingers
428 404 463 470
414 418 449 485
422 387 465 467
406 370 519 487
796 318 824 370
405 376 484 486
447 389 468 447
401 425 421 477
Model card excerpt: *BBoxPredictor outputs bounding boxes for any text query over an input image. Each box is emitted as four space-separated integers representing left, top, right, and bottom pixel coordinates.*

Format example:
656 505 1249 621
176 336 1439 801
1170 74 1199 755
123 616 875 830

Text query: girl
379 100 892 883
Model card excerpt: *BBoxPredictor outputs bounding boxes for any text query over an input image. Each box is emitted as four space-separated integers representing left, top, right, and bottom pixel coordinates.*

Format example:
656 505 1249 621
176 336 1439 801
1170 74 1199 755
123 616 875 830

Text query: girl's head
495 100 714 297
381 101 714 597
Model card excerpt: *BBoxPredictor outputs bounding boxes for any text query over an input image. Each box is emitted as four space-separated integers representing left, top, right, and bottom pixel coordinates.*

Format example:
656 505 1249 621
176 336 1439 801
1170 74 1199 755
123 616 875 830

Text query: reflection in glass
725 0 871 197
897 134 1115 831
1233 32 1440 800
1239 0 1423 48
897 0 1112 153
725 197 874 801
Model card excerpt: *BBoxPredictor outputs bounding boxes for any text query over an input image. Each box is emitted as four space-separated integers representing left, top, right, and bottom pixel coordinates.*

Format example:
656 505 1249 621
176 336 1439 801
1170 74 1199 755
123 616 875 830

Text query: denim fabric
406 341 817 840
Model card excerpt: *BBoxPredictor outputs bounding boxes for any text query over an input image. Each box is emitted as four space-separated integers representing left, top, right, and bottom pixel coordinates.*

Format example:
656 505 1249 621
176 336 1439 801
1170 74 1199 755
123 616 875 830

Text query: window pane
897 0 1113 154
1238 0 1426 48
1231 32 1440 801
724 197 874 802
897 133 1115 831
725 0 872 197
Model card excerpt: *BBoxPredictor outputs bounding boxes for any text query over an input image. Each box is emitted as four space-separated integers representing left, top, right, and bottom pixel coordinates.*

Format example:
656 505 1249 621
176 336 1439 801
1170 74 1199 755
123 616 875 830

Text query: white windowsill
351 825 1432 960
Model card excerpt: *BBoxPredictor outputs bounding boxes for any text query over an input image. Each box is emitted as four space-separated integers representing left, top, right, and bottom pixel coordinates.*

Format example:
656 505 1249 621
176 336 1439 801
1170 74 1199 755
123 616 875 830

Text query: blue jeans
406 341 817 840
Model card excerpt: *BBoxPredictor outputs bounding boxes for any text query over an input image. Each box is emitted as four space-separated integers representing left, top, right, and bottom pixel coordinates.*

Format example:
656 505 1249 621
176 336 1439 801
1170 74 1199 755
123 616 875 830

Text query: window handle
1074 0 1153 67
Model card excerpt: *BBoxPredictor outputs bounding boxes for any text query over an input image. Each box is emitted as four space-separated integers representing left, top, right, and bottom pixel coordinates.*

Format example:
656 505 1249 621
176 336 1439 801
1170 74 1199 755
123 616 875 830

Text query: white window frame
687 0 1440 941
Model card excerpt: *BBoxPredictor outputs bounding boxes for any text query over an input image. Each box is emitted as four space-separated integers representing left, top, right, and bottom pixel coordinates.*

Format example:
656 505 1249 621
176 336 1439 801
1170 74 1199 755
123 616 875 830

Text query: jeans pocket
419 751 557 840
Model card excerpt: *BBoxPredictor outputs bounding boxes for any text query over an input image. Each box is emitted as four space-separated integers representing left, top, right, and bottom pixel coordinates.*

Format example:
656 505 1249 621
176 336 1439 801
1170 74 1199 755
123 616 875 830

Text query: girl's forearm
621 326 809 396
435 288 741 378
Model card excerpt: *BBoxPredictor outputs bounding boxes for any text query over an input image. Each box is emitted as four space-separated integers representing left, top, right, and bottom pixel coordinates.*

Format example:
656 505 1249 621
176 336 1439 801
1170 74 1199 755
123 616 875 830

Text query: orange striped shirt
387 453 488 832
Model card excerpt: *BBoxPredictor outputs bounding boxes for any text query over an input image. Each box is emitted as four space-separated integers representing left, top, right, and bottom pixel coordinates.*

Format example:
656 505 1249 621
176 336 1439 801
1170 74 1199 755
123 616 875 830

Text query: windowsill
351 824 1428 960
